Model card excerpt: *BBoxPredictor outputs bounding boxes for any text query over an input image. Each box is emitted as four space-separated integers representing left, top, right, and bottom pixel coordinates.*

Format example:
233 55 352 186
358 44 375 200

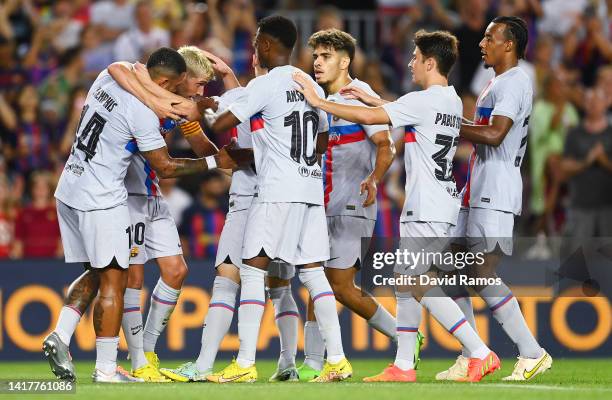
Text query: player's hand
292 71 322 107
201 50 233 76
339 86 375 106
216 138 254 170
360 174 378 207
148 96 188 120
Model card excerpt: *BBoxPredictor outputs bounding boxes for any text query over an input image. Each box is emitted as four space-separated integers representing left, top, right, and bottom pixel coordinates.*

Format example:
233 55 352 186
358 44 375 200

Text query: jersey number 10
285 110 319 166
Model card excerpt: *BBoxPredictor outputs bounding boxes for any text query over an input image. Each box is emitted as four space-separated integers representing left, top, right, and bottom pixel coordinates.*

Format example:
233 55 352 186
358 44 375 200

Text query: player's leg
267 263 299 382
436 208 476 379
299 296 325 379
467 208 551 381
44 200 99 381
44 267 100 381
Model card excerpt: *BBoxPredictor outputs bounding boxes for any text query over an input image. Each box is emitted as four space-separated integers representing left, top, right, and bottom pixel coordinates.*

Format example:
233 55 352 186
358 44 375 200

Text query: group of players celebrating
42 13 553 384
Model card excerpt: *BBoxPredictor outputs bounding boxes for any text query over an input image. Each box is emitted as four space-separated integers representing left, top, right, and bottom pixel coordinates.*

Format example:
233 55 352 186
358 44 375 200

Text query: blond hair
178 46 214 82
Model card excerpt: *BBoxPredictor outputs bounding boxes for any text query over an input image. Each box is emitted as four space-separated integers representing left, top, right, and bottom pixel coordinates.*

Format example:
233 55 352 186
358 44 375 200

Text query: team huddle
42 14 553 384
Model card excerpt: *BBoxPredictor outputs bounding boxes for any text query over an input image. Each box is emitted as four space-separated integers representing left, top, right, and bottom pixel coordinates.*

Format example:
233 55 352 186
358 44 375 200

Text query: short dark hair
258 15 297 50
308 29 356 62
414 30 459 77
492 16 528 59
146 47 187 79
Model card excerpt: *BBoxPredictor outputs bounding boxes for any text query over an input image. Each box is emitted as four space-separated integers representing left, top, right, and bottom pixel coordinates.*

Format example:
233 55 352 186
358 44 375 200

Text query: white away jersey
464 66 532 215
324 79 387 219
228 65 329 205
216 87 257 197
55 70 166 211
382 85 462 224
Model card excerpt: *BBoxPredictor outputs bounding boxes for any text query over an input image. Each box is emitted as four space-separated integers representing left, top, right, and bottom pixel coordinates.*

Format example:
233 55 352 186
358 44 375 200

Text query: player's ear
157 77 170 89
340 55 350 71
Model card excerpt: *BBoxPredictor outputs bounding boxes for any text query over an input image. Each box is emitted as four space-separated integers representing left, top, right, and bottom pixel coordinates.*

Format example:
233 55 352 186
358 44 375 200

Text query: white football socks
236 265 266 368
368 304 397 341
448 287 478 357
269 285 299 370
420 287 490 360
122 288 147 370
303 321 325 370
298 267 344 364
394 293 422 370
480 283 542 359
54 306 81 346
95 336 119 375
143 279 180 352
195 276 239 373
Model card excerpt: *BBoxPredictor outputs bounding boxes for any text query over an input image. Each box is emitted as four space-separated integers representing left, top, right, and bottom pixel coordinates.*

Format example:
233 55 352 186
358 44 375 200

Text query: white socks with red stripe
236 264 266 368
480 283 542 358
420 287 490 360
196 276 239 372
303 321 325 370
143 279 180 352
269 285 299 370
368 304 398 340
298 267 344 364
446 285 478 357
122 288 147 370
394 293 422 370
95 336 119 375
54 306 81 346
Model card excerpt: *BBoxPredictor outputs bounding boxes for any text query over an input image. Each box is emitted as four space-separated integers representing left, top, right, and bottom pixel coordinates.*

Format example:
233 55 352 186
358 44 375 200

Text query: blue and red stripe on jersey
250 112 264 132
143 161 158 196
404 125 417 143
323 122 367 207
125 139 139 154
461 150 477 207
474 106 493 125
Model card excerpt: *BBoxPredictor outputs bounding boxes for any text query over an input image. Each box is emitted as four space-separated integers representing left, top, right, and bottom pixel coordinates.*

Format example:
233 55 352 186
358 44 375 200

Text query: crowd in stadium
0 0 610 259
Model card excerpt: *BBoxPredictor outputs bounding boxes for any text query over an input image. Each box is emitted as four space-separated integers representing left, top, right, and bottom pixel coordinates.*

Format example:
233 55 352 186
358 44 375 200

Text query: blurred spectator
113 0 170 63
90 0 135 42
526 74 579 259
59 85 89 159
452 0 491 92
151 0 184 30
538 0 588 38
0 37 28 103
0 174 15 258
179 170 229 258
81 24 115 81
12 85 54 175
38 46 84 126
160 177 193 226
11 171 61 258
561 88 612 240
48 0 85 52
563 6 612 86
532 34 555 94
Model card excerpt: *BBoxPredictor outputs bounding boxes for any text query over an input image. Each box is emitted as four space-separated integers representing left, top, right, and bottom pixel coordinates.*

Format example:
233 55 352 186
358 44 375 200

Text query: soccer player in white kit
44 48 242 383
437 16 552 382
159 54 300 383
294 30 500 383
104 46 221 382
191 16 352 383
297 28 420 381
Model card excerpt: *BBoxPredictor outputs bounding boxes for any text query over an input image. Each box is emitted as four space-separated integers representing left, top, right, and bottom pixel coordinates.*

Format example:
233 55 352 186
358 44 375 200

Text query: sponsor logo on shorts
406 211 413 216
346 205 356 210
65 163 84 177
481 197 491 203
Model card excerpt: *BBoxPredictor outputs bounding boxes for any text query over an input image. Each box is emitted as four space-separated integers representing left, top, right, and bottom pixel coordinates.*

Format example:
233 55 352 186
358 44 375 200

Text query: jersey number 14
72 104 108 162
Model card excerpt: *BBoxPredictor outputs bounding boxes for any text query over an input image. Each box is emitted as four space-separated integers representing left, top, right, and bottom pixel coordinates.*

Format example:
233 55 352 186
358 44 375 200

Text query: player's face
312 45 344 86
177 74 208 98
253 29 267 69
160 72 187 94
408 47 425 86
480 22 508 68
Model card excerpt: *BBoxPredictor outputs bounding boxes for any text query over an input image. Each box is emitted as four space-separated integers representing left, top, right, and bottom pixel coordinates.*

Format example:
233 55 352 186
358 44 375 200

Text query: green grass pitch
1 358 611 400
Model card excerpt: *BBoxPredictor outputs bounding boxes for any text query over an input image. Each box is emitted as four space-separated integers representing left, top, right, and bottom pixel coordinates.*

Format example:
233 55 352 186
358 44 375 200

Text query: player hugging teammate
44 13 551 385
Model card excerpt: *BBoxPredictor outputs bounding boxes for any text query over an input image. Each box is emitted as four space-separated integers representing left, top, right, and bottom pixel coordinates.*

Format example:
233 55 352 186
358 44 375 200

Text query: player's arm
178 120 219 157
140 142 250 178
108 62 190 120
201 50 241 90
293 72 390 126
360 130 396 207
339 86 389 107
459 115 513 147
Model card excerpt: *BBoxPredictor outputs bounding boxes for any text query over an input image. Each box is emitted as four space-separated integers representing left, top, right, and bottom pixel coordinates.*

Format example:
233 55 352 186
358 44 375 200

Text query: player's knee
160 257 189 287
328 279 352 304
216 263 240 284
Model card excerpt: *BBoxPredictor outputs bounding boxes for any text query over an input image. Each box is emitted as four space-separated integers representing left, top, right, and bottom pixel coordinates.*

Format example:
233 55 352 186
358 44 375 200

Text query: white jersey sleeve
227 77 270 124
381 92 425 129
126 105 166 152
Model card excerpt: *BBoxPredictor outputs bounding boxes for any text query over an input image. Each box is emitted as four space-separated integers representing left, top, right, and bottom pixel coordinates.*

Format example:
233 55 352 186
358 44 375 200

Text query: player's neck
493 58 518 76
422 73 448 90
326 74 352 95
266 55 291 70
